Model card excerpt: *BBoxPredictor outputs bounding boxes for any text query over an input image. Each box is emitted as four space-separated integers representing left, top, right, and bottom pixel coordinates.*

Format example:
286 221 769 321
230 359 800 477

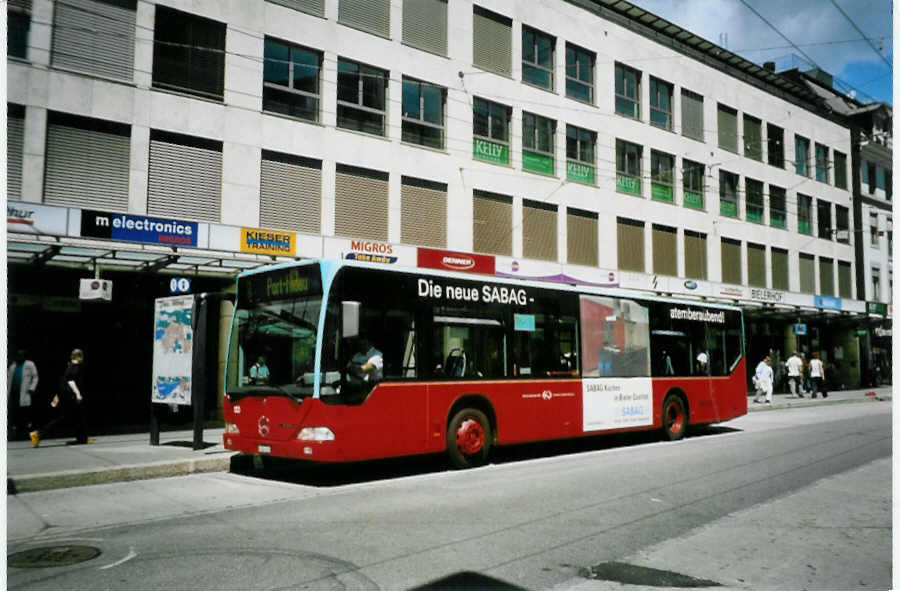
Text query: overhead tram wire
827 0 893 71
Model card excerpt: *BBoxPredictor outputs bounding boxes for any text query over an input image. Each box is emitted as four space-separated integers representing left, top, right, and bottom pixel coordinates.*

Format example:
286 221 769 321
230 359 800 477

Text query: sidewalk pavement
6 386 893 494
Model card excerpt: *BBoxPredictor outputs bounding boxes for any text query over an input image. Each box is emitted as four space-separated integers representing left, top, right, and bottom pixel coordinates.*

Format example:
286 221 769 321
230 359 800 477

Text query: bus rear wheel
662 394 687 441
447 408 491 469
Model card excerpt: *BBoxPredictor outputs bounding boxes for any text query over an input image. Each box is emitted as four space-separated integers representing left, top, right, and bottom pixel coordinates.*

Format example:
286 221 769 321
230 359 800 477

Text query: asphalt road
7 401 891 591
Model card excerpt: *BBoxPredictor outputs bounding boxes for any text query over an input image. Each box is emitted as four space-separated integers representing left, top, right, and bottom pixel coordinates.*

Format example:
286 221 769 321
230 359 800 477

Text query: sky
628 0 893 105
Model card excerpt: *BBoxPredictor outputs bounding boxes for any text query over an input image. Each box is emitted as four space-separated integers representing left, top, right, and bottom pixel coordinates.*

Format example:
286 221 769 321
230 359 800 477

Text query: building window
876 166 887 194
614 63 640 119
815 143 829 183
838 261 852 299
522 112 556 175
263 38 321 122
835 206 849 244
747 243 766 288
769 185 786 229
472 97 511 165
767 123 784 168
717 104 738 152
8 1 29 59
269 0 325 17
566 125 595 184
401 176 447 248
819 257 834 296
567 208 598 266
152 6 226 100
719 170 739 217
834 151 847 189
402 77 445 149
743 114 762 161
745 178 764 223
652 224 677 276
52 0 136 80
402 0 447 56
799 253 815 293
335 164 389 240
795 135 810 177
337 58 388 137
565 43 594 103
522 26 554 90
772 248 789 290
148 130 222 222
473 6 511 76
681 89 703 142
649 77 673 130
260 151 322 233
7 104 25 201
684 230 707 280
339 0 390 37
872 267 881 299
682 159 704 210
887 170 893 201
473 190 512 255
617 217 645 272
870 213 879 246
867 163 877 194
797 194 813 234
523 200 557 261
616 139 642 196
650 150 674 203
720 238 742 285
817 199 832 240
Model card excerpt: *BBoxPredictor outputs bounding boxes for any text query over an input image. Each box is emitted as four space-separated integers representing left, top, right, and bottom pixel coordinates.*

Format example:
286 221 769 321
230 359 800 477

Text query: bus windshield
226 264 323 399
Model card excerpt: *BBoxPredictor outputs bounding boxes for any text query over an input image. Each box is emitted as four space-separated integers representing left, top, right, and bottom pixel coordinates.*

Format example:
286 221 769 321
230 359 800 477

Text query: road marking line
99 547 136 570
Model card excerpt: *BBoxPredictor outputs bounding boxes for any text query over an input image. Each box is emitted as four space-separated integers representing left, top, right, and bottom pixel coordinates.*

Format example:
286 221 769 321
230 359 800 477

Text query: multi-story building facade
7 0 871 429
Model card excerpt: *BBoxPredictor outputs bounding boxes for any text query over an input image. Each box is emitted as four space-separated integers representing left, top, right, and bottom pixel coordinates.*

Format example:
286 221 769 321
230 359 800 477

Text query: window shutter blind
652 224 676 276
747 243 766 287
52 0 136 81
148 132 222 221
45 114 131 211
720 238 741 284
401 176 447 248
819 257 834 296
7 107 24 201
339 0 390 37
771 248 789 290
684 230 707 280
617 218 644 272
523 200 557 261
717 104 737 152
260 151 321 233
473 190 512 255
473 6 511 76
403 0 447 55
799 254 815 293
9 0 32 11
681 90 703 140
334 164 388 240
268 0 324 17
838 261 852 298
567 208 597 267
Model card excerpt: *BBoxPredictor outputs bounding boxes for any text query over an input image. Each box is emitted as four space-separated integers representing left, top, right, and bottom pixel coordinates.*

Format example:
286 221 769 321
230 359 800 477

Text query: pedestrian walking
785 351 805 397
7 349 38 439
29 349 92 447
809 351 827 399
752 355 774 404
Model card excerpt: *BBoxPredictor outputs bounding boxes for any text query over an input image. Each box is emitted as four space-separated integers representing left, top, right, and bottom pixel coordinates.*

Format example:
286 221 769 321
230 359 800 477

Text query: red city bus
223 260 746 468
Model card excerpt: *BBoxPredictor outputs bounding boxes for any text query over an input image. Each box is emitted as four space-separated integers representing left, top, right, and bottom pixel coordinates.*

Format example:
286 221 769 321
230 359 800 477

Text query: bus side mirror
342 301 360 338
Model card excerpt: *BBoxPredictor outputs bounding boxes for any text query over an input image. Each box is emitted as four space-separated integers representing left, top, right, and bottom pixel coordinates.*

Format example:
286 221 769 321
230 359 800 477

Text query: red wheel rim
666 402 684 435
456 417 485 456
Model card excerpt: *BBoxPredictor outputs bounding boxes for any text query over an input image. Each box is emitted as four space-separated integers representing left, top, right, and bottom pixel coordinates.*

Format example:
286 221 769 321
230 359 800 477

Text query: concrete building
6 0 873 430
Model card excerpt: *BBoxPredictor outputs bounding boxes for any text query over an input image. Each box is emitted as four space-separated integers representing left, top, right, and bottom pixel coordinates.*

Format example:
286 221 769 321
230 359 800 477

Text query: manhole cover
581 562 721 588
9 545 102 568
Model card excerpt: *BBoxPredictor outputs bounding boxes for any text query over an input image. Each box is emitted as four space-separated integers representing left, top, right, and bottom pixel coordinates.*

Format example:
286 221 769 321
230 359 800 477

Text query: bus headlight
225 422 240 434
298 427 335 441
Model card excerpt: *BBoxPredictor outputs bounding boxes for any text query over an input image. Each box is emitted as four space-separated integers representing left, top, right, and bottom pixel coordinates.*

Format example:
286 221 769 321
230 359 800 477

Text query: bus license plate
258 445 271 454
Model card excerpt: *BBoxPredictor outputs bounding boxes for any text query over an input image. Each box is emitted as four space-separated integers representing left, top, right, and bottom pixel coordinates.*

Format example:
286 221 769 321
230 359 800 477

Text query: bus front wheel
662 394 687 441
447 408 492 469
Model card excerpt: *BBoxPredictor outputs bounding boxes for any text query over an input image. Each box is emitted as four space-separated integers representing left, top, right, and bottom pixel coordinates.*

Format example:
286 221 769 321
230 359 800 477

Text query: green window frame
719 170 739 217
616 139 642 195
769 185 786 229
566 125 595 184
797 194 813 235
472 97 511 165
745 178 764 223
615 63 640 119
522 111 556 175
682 159 704 209
650 150 674 203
